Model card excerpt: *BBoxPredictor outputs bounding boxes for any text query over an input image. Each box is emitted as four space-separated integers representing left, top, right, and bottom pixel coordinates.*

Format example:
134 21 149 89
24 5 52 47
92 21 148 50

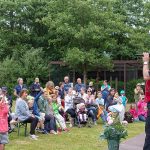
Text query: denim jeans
143 102 150 150
66 108 76 118
138 115 146 122
100 113 106 122
44 115 57 132
87 107 97 122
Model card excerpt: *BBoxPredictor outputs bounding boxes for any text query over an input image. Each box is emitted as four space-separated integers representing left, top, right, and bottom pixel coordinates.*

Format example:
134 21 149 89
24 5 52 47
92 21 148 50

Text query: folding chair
17 122 28 136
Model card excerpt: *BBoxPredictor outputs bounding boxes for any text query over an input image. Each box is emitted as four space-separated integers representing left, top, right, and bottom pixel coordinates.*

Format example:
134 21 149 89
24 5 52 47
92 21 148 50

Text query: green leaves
100 123 128 140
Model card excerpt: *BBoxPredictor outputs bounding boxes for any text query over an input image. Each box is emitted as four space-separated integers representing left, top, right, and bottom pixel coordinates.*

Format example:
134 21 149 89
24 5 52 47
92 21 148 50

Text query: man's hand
143 52 149 63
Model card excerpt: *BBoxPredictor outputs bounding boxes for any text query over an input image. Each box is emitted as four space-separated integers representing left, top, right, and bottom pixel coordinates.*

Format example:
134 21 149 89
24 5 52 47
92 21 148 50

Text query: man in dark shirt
14 78 27 98
30 78 41 97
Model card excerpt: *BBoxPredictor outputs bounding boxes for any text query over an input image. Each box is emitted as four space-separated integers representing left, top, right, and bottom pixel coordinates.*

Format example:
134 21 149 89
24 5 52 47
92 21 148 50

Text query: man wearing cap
143 52 150 150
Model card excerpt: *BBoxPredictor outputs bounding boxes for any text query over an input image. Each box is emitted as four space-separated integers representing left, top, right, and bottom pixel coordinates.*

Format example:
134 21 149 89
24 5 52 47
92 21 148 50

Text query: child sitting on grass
129 103 139 122
52 94 69 132
137 95 147 122
108 92 125 123
0 96 9 150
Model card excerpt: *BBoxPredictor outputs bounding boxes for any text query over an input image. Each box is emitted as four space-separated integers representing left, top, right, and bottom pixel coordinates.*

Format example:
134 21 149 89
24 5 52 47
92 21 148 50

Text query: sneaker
57 128 62 132
64 128 69 132
30 134 38 140
35 135 39 138
42 129 48 134
93 121 97 126
50 130 57 135
69 123 73 128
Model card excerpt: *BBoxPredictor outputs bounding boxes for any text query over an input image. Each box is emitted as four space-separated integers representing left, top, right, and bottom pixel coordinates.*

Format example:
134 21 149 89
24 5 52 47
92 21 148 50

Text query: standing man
30 78 42 97
63 76 71 94
14 78 27 98
143 52 150 150
74 78 86 94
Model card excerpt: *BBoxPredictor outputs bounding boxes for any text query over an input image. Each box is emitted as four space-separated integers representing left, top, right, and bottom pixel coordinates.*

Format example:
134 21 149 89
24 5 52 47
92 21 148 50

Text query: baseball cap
120 90 125 94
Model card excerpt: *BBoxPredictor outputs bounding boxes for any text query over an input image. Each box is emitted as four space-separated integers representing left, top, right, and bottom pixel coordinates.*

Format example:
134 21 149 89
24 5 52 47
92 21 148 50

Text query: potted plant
100 112 128 150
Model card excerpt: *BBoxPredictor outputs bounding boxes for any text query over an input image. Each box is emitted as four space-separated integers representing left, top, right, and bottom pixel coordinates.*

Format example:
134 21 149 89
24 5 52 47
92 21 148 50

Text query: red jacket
137 100 147 117
0 103 9 133
145 80 150 103
129 108 138 119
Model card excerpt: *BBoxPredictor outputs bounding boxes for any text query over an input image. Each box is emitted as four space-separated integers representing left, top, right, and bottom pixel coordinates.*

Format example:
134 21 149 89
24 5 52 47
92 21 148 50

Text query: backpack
124 112 134 123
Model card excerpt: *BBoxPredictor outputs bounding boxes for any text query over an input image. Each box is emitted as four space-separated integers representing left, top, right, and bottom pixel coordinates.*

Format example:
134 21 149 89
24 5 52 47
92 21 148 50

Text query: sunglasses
87 91 91 92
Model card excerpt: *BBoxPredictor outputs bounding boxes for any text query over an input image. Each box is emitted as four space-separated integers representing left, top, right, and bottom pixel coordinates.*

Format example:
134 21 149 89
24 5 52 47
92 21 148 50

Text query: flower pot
107 139 120 150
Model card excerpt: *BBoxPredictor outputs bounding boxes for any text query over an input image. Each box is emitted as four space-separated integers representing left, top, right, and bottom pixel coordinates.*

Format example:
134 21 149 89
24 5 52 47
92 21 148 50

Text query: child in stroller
73 97 88 127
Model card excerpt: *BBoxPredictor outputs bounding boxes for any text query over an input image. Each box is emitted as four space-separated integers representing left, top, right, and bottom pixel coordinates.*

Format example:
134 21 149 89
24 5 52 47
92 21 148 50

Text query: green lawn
6 122 145 150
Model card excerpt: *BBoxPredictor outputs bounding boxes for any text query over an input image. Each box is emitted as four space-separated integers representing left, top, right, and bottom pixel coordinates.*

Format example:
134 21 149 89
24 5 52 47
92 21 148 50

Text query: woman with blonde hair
44 81 55 96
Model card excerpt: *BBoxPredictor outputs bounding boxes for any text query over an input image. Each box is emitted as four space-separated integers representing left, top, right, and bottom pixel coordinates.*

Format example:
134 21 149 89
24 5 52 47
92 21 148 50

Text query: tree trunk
73 69 76 86
96 70 100 91
83 64 87 85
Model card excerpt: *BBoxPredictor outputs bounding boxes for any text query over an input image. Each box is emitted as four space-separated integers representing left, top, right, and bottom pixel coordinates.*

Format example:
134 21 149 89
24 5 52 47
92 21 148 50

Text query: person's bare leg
0 144 5 150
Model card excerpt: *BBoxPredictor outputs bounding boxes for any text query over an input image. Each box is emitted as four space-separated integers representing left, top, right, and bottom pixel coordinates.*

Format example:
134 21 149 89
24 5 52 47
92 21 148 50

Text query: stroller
73 97 92 128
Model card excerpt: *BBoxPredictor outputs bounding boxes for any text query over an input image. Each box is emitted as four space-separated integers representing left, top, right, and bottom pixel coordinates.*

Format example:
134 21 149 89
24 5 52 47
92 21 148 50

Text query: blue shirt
64 83 71 93
14 84 27 96
15 98 30 121
32 91 43 116
75 83 86 93
96 98 104 106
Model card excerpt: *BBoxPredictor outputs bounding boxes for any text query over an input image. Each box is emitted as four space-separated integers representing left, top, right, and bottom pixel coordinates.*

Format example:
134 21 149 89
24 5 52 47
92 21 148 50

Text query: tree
64 48 112 84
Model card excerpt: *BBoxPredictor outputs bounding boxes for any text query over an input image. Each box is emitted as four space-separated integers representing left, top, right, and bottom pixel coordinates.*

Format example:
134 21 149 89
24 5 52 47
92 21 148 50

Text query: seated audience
85 88 97 125
15 89 39 140
64 88 76 127
52 94 69 132
38 90 58 134
129 103 139 122
137 95 147 122
95 91 106 123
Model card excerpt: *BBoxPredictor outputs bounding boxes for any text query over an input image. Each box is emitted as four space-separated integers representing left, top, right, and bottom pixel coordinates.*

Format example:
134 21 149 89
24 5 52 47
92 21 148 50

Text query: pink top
137 100 147 117
129 108 138 119
0 103 9 133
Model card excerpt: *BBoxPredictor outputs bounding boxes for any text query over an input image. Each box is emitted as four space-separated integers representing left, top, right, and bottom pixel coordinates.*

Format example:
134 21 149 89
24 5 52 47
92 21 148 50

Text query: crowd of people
0 76 147 149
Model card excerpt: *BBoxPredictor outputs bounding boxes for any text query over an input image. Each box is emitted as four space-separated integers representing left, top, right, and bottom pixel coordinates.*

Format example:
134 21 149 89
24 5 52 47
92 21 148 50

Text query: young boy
120 90 128 108
0 96 9 150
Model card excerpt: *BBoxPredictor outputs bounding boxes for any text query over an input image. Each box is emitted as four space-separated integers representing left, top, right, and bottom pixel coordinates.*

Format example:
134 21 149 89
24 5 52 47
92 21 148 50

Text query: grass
6 121 145 150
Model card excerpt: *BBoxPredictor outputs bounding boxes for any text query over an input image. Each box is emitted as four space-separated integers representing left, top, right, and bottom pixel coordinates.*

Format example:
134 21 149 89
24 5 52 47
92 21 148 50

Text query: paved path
120 133 145 150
